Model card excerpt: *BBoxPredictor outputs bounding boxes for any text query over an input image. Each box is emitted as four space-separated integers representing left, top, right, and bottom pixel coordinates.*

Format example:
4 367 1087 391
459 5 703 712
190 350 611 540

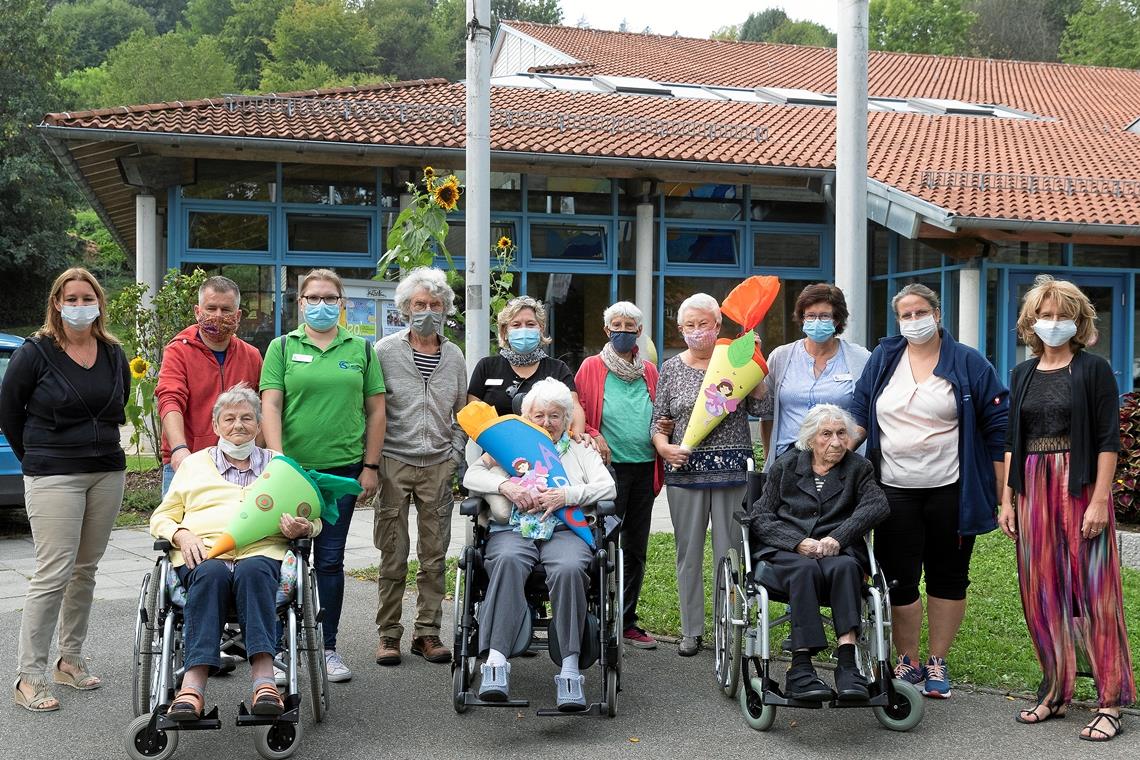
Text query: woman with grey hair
393 266 456 322
150 383 318 721
463 378 616 711
651 292 765 656
575 301 663 648
747 403 889 702
850 282 1008 699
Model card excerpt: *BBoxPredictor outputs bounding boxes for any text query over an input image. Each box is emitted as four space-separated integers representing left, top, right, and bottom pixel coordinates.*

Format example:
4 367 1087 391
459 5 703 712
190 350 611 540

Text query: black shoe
678 636 702 657
784 665 835 702
834 663 870 702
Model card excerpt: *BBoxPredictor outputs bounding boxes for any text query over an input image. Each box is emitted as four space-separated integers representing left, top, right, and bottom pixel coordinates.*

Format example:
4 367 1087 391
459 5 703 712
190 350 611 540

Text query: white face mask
217 436 255 460
1032 319 1078 348
899 314 938 344
60 304 100 328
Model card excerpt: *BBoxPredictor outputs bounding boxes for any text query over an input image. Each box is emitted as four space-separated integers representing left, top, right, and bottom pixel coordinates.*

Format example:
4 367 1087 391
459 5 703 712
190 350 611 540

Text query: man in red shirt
156 276 263 495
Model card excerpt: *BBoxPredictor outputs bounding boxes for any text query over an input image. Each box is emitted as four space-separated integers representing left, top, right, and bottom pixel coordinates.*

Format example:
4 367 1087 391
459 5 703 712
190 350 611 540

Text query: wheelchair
712 462 924 732
450 494 624 717
126 538 329 760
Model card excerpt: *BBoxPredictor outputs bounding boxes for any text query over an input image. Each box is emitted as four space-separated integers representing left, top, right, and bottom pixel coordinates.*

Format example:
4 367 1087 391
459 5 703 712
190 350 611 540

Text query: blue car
0 332 25 507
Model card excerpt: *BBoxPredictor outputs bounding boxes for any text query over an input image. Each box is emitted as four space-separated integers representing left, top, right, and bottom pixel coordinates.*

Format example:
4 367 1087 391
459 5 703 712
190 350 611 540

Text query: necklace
67 342 98 369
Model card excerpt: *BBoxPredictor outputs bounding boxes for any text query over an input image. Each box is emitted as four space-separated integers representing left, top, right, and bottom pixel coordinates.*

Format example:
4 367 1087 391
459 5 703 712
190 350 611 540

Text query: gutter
951 215 1140 237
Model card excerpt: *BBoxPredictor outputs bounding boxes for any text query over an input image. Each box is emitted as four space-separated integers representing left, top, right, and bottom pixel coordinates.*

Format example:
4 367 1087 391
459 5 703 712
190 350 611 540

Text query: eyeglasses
897 308 933 321
803 314 834 323
301 295 341 306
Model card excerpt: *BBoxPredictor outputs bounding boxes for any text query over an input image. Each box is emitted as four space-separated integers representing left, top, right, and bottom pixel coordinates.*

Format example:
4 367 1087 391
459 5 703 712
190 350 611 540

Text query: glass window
525 273 612 371
750 200 826 224
617 276 659 328
896 238 942 272
985 241 1063 265
528 175 611 216
871 225 890 276
287 214 370 254
870 279 888 342
663 182 742 220
985 267 999 366
282 265 383 335
754 233 821 269
441 221 516 260
180 263 277 352
397 168 520 213
188 212 269 251
666 228 738 265
1073 244 1139 269
182 160 276 201
530 223 607 261
618 219 658 270
282 164 376 205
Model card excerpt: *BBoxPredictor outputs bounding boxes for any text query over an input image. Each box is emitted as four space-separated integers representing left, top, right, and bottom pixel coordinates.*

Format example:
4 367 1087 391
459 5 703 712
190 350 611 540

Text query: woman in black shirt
1 268 129 713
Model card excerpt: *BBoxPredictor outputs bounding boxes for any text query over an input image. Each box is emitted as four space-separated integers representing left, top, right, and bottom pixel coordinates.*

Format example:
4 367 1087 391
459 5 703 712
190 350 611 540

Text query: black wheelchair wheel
133 568 162 718
302 567 328 723
713 555 742 699
254 721 302 760
125 714 178 760
452 660 470 714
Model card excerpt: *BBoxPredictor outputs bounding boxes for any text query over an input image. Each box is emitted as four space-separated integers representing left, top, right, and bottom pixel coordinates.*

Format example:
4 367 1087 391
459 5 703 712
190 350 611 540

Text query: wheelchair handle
594 500 617 517
153 539 173 552
289 537 312 553
460 496 483 517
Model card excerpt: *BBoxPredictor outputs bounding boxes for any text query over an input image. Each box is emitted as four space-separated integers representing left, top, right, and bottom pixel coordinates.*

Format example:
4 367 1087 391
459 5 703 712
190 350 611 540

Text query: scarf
555 432 571 455
600 341 645 382
500 346 547 367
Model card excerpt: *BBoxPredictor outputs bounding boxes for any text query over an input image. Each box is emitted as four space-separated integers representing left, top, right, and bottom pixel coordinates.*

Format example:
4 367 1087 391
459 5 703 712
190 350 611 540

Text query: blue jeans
177 556 280 672
161 464 175 498
311 462 362 651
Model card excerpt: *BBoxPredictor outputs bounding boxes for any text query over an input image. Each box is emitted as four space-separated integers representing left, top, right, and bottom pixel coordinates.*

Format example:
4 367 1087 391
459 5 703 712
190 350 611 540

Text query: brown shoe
375 636 401 666
411 635 452 664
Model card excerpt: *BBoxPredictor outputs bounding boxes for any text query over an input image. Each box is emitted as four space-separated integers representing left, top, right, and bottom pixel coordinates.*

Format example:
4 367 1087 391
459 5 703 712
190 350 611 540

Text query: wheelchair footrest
156 705 223 731
535 702 606 718
461 692 529 708
236 694 301 726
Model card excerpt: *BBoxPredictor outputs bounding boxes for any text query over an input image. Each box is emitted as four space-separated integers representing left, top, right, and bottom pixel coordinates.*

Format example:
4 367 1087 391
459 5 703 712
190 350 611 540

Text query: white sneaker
324 650 352 683
273 652 287 687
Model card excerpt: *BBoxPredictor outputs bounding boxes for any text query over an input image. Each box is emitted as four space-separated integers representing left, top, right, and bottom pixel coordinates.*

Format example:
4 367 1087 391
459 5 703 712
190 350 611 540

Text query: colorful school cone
206 455 362 559
679 276 781 452
457 401 596 548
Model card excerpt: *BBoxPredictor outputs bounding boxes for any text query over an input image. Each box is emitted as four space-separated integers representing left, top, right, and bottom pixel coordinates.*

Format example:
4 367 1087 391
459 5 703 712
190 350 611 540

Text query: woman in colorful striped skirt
999 275 1134 742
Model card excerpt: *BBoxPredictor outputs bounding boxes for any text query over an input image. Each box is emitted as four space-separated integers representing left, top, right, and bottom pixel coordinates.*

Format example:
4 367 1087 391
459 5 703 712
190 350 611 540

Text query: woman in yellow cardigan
150 384 320 720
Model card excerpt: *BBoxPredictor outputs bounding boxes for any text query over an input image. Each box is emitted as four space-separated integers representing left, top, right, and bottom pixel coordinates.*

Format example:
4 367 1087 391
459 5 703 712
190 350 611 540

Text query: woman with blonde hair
0 268 129 711
999 275 1133 741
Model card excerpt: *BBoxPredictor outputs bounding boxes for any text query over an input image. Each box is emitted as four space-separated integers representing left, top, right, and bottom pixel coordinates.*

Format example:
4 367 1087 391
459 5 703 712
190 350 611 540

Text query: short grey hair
200 276 241 308
521 378 574 432
394 267 455 318
795 404 854 451
891 283 941 315
677 293 721 325
602 300 643 328
212 382 261 423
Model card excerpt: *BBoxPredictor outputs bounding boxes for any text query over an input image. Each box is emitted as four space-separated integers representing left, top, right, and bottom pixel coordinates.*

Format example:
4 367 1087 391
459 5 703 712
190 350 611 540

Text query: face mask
60 304 100 329
410 310 443 337
802 319 836 343
217 436 255 460
683 327 717 351
1032 319 1078 348
304 302 341 331
198 312 238 342
608 330 638 354
507 327 541 353
899 314 937 344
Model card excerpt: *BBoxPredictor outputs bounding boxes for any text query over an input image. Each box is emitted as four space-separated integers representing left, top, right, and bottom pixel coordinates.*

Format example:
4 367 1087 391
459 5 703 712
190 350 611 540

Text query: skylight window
908 98 996 116
592 75 673 96
756 87 837 106
490 74 551 89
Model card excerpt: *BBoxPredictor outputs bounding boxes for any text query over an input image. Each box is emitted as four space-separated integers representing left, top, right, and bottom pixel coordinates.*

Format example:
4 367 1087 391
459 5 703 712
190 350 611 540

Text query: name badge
484 378 503 386
292 353 313 363
834 373 853 381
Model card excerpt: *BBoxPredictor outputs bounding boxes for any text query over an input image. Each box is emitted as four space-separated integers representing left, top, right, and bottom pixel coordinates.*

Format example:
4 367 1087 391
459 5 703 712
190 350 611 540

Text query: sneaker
784 664 835 702
478 662 510 702
923 656 951 699
623 626 658 649
273 652 287 687
678 636 702 657
375 636 401 666
555 673 587 712
324 650 352 683
893 654 926 686
411 635 452 664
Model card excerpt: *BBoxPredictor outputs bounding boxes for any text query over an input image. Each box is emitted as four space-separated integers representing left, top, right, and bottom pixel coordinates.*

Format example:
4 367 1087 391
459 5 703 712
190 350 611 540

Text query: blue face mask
609 330 638 354
507 327 541 353
802 318 836 343
304 302 341 331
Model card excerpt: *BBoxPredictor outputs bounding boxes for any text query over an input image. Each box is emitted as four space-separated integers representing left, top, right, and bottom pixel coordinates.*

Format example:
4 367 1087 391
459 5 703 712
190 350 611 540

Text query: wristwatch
363 462 380 471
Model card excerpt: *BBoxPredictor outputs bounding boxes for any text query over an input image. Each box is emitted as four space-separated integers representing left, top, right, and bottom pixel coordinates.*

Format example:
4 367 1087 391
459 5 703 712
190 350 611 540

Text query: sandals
251 680 284 716
1080 711 1123 742
167 684 205 722
52 656 101 691
1015 701 1067 724
12 677 60 713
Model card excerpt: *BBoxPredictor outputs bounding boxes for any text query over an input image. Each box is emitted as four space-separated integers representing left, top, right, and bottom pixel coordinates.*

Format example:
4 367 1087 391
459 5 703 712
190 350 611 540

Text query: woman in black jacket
998 275 1133 741
0 268 129 713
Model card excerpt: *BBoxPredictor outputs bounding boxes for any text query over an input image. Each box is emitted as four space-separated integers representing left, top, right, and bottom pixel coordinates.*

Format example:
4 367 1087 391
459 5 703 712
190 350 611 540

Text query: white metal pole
464 0 491 375
958 263 981 349
135 193 158 308
635 201 654 358
835 0 869 346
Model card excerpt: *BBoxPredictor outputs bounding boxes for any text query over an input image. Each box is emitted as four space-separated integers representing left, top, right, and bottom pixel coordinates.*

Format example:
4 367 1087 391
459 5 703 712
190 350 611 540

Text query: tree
968 0 1081 61
767 20 837 47
739 8 788 41
49 0 155 71
260 0 378 90
0 0 82 325
207 0 291 90
869 0 976 55
126 0 190 33
491 0 562 24
101 30 237 106
710 24 740 41
58 65 112 110
1060 0 1140 68
363 0 455 81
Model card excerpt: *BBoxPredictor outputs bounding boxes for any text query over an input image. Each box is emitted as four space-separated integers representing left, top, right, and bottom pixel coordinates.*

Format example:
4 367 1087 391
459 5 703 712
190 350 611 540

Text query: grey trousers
667 484 745 638
479 529 592 662
17 470 124 680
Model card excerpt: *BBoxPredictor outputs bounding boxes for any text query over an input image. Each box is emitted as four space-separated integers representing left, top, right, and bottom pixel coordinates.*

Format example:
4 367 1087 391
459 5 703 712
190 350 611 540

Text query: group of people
0 265 1132 738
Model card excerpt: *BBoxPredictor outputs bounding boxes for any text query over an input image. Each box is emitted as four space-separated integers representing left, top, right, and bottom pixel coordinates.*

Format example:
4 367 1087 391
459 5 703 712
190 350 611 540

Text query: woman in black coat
748 403 889 703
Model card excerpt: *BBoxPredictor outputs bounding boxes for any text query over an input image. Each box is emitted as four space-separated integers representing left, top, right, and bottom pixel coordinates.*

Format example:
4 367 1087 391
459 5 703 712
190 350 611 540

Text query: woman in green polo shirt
260 268 386 684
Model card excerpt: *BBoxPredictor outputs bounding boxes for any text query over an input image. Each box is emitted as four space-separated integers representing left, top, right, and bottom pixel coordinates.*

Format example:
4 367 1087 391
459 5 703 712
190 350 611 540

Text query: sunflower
129 356 149 380
432 176 461 211
423 166 435 181
496 236 513 252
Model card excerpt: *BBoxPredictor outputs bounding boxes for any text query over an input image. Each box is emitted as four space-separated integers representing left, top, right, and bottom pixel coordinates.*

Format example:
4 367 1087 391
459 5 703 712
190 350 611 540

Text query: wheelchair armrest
732 508 748 525
289 537 312 553
153 539 173 552
594 500 617 517
460 496 484 517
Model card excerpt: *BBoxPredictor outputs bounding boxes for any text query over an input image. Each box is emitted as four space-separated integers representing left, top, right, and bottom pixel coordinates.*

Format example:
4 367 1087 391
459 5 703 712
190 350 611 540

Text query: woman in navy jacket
849 283 1008 700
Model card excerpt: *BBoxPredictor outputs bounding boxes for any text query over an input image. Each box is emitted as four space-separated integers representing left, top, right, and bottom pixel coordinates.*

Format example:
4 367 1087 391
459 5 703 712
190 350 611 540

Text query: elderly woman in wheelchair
148 384 319 722
462 378 616 712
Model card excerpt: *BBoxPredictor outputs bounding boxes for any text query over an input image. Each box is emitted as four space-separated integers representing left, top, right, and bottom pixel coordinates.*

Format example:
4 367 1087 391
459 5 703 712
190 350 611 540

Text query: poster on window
342 297 377 338
382 301 406 337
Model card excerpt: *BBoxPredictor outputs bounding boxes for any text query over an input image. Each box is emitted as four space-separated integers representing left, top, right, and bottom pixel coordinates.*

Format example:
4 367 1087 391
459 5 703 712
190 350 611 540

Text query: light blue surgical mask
1032 318 1077 348
507 327 541 353
304 302 341 331
802 318 836 343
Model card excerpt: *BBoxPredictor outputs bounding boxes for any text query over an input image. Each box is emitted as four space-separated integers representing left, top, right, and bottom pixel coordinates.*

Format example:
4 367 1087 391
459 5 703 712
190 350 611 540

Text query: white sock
487 649 507 668
559 653 579 679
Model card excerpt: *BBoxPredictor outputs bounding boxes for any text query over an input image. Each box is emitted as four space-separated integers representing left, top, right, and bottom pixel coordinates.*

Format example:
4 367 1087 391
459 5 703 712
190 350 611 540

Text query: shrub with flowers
1113 391 1140 524
489 234 517 326
377 166 463 277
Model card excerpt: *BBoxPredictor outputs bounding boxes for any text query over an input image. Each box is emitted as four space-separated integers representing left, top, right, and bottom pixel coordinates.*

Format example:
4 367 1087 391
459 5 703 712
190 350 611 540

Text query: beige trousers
17 470 124 680
373 457 455 639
